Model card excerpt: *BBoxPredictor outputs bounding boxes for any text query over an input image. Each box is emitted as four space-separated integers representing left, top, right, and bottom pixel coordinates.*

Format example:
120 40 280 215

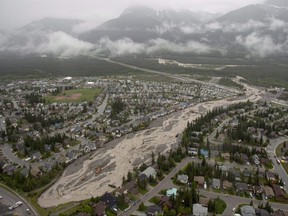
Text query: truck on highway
8 201 22 211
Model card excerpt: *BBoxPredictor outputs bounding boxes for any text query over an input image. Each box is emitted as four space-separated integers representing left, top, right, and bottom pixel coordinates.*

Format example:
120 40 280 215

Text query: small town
0 75 287 216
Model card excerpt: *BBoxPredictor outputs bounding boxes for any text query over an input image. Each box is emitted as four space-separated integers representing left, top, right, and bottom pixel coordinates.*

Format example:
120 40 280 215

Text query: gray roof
241 205 256 216
177 174 188 184
141 166 156 178
193 203 208 216
212 178 221 188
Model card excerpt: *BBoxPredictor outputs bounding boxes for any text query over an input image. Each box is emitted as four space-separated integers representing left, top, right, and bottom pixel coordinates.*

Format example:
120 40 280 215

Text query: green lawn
281 162 288 174
45 88 102 103
214 198 227 214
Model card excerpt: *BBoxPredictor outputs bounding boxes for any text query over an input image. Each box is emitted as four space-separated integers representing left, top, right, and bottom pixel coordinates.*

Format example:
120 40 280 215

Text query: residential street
267 137 288 191
0 185 37 216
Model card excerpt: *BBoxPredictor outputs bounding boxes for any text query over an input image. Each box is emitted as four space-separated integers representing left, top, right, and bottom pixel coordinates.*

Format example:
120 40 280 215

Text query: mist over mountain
1 2 288 59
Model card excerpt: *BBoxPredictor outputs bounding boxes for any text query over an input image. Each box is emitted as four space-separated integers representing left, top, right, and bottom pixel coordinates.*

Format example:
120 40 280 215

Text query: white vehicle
0 195 2 199
8 201 23 210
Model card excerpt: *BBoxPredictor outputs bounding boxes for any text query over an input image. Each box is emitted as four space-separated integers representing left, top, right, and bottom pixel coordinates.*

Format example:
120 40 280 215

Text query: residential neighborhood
0 76 288 216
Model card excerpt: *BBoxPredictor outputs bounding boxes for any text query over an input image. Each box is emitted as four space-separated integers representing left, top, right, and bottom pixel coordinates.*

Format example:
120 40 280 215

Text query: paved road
0 186 36 216
267 137 288 191
200 189 288 216
1 144 29 168
121 157 193 216
122 155 288 216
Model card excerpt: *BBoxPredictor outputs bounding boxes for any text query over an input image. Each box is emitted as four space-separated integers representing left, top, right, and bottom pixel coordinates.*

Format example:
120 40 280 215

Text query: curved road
122 156 288 216
0 185 37 216
267 137 288 191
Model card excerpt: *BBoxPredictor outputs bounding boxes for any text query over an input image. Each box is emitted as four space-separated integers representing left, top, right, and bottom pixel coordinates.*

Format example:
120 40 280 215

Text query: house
200 149 209 158
188 147 198 156
101 193 117 209
159 196 172 209
194 176 205 188
229 168 241 181
263 186 275 199
241 205 256 216
241 153 249 164
254 186 264 195
199 197 210 207
243 168 252 177
30 165 42 178
223 180 233 190
221 152 230 161
273 210 288 216
260 158 270 166
44 144 51 152
255 208 270 216
141 167 156 179
21 167 29 178
66 149 78 163
93 201 106 216
272 184 286 200
117 181 139 195
219 165 228 174
236 182 249 193
193 203 208 216
252 154 260 165
146 205 162 216
177 174 188 184
166 188 177 197
212 178 221 189
266 172 277 182
2 164 16 175
30 150 42 160
43 162 53 172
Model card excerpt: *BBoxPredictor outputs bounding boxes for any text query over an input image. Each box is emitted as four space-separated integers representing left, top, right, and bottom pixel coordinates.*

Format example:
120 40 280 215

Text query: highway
0 186 36 216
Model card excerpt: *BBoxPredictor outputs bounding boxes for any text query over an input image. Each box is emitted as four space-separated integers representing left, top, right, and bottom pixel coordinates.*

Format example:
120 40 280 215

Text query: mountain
1 3 288 59
80 6 200 43
265 0 288 7
4 17 84 47
19 17 83 34
217 3 288 23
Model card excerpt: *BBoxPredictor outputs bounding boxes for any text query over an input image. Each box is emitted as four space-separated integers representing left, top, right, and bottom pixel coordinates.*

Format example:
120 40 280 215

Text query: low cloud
95 37 213 56
37 31 94 57
96 37 146 56
236 32 286 57
1 31 94 57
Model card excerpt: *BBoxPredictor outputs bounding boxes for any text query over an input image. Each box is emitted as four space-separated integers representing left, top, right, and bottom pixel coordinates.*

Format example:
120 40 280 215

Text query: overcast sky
0 0 265 30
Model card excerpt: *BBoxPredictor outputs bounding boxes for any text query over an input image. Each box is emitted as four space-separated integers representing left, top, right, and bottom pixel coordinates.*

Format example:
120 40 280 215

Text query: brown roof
223 180 233 189
263 186 275 197
93 201 106 216
272 184 285 199
194 176 205 185
30 165 42 177
199 197 210 207
118 181 136 194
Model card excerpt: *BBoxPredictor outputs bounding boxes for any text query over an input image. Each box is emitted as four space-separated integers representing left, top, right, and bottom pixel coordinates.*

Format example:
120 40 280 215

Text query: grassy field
45 88 102 103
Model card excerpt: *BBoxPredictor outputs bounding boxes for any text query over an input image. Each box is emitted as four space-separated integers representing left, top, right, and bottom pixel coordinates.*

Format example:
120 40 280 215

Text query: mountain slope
80 6 200 43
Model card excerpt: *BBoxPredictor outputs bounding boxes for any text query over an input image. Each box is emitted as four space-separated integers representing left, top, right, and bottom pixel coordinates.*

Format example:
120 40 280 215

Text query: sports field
45 88 102 103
